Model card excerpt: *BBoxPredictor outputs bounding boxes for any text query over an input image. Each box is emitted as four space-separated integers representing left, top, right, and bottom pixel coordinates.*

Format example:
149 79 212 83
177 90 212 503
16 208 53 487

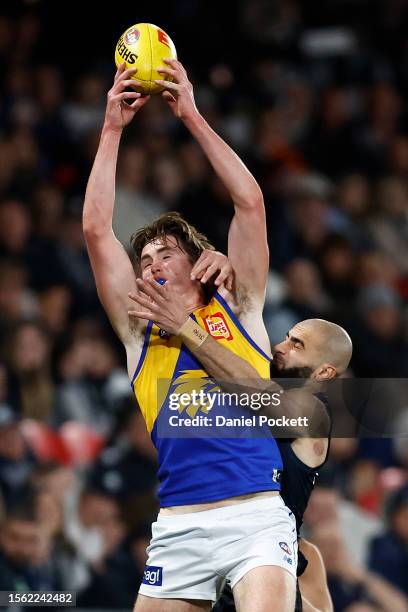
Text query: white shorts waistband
158 494 285 523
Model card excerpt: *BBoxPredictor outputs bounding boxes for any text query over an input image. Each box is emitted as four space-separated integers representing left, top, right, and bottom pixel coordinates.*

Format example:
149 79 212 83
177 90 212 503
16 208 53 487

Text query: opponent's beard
269 361 314 380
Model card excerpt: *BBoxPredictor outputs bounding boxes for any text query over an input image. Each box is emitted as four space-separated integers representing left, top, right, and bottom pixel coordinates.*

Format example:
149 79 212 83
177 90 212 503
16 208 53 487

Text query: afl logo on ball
125 28 140 45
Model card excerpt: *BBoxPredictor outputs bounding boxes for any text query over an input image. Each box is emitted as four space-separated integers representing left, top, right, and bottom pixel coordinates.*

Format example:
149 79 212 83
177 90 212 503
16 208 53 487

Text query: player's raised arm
82 64 150 345
156 59 268 298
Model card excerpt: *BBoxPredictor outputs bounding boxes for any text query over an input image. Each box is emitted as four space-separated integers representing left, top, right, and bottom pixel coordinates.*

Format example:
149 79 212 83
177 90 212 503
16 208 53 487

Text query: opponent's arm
128 278 329 437
83 64 149 345
156 59 268 298
128 276 260 382
298 539 333 612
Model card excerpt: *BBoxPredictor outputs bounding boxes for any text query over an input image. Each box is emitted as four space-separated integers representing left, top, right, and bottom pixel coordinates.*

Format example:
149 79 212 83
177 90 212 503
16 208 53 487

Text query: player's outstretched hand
155 59 198 121
104 62 150 132
190 249 234 291
128 279 189 335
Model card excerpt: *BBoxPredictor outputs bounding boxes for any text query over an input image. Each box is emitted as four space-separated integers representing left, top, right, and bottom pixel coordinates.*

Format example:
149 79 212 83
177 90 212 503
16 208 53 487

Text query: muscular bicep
85 230 138 344
227 204 269 299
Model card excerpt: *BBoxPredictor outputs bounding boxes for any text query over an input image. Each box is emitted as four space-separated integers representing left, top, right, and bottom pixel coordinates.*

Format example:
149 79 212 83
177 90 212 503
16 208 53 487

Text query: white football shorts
138 495 297 603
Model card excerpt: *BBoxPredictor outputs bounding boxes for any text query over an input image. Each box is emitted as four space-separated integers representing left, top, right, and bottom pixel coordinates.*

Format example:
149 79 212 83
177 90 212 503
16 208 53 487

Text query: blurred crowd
0 1 407 610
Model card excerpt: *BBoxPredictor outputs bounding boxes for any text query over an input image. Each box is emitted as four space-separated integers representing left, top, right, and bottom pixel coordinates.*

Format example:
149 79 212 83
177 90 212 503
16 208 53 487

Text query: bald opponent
83 59 296 612
129 279 353 612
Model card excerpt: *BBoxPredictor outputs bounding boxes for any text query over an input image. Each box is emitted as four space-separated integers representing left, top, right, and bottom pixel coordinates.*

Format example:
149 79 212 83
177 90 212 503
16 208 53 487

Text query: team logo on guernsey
143 565 163 586
202 312 233 341
125 28 140 45
279 541 291 555
170 370 220 417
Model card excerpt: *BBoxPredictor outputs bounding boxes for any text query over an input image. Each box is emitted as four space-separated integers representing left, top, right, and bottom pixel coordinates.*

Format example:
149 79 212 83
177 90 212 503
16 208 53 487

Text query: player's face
271 322 319 379
140 235 195 289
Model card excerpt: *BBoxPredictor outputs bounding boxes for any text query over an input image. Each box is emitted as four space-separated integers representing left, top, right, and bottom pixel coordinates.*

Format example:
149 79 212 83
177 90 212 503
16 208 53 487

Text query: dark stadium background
0 1 407 610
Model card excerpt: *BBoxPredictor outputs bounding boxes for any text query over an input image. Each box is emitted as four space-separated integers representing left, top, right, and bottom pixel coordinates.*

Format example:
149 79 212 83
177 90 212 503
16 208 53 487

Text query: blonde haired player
83 56 297 612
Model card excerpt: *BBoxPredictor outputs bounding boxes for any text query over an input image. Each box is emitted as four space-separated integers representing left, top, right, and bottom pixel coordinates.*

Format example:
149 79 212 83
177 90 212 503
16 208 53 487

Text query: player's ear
314 363 337 381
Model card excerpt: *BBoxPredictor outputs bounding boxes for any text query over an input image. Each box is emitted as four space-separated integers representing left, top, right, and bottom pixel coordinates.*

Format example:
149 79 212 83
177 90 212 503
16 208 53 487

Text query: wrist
175 314 190 333
178 317 209 349
182 108 204 129
101 123 123 138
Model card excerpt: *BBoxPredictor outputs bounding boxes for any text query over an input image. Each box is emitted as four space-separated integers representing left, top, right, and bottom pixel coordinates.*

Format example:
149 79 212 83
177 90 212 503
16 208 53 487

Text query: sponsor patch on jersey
279 541 291 555
202 312 233 341
125 28 140 45
142 565 163 586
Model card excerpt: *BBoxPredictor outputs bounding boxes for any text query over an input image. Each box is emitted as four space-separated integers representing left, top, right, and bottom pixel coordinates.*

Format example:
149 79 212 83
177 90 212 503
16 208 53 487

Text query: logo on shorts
125 28 140 45
143 565 163 586
202 312 233 341
279 541 291 555
284 555 293 565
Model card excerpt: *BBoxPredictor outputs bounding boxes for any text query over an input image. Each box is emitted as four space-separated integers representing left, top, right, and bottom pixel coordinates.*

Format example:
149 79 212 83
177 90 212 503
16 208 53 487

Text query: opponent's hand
128 279 189 335
155 59 198 121
104 63 150 132
190 249 234 291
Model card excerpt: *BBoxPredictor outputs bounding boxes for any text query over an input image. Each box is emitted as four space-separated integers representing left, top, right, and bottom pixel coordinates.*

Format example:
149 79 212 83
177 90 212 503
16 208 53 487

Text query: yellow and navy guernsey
131 291 282 507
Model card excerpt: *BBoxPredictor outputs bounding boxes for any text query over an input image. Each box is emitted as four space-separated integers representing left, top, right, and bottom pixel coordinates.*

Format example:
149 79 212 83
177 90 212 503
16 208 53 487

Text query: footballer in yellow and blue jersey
85 53 297 603
132 290 283 507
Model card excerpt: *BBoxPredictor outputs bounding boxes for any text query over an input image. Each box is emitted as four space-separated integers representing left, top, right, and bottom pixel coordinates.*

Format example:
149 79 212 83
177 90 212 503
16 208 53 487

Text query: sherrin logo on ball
115 23 177 95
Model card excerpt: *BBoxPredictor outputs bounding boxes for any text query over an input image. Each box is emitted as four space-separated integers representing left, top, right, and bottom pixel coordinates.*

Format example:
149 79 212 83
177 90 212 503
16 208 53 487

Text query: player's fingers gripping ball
115 23 177 95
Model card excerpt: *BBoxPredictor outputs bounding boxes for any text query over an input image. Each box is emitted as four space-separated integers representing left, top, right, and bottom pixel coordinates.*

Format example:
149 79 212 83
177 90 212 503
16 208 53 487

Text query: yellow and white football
115 23 177 95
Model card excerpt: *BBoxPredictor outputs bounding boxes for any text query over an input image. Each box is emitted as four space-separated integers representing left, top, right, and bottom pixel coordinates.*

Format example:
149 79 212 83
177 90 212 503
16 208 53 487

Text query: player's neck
184 287 205 313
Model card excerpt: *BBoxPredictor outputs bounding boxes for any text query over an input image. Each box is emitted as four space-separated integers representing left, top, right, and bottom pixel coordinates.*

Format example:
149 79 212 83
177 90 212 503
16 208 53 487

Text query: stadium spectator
0 501 59 591
312 520 407 612
0 405 37 507
368 484 408 597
